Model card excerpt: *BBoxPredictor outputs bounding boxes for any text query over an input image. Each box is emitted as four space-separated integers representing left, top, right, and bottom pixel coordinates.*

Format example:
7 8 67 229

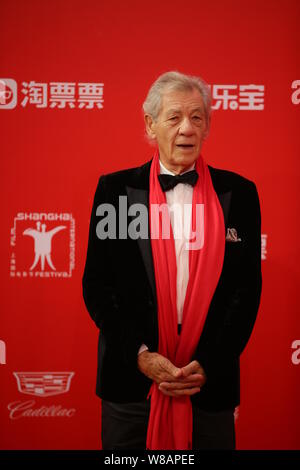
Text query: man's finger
159 380 203 391
159 373 204 385
160 375 205 389
159 387 201 397
181 360 203 377
175 373 204 384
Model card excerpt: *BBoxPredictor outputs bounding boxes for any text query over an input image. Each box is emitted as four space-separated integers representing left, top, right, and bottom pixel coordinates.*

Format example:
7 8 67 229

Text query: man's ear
144 114 156 140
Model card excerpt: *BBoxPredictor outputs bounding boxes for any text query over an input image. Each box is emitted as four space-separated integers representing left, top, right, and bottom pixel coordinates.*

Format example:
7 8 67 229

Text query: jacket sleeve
82 175 120 330
193 180 262 373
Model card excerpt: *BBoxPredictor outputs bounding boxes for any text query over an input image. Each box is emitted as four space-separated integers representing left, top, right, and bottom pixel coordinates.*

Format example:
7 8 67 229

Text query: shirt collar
159 159 196 176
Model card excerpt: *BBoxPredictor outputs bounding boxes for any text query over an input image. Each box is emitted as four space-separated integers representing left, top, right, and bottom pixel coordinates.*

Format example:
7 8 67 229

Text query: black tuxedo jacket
82 159 262 411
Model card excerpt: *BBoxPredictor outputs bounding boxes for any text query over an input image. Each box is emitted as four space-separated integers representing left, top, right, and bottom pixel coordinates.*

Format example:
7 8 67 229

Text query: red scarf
146 149 225 449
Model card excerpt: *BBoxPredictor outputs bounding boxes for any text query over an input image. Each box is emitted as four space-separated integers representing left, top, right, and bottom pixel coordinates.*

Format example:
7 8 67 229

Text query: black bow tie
158 170 198 192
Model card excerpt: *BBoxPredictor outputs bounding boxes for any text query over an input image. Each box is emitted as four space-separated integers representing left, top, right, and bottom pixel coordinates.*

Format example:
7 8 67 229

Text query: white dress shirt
138 159 195 354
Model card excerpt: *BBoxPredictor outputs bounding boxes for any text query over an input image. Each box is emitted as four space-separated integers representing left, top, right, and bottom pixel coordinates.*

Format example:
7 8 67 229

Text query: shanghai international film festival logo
8 372 76 420
10 212 75 278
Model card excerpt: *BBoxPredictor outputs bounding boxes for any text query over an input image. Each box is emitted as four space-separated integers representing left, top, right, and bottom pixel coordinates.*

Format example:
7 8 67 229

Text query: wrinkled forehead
159 87 205 115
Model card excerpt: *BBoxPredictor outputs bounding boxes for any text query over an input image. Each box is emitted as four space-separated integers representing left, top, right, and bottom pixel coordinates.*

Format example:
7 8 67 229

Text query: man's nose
178 117 194 135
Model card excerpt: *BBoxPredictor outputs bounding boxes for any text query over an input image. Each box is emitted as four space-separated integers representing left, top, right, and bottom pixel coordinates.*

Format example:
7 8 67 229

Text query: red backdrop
0 0 299 450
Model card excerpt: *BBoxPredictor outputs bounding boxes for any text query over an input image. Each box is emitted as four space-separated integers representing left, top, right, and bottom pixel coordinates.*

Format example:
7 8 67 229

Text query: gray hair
142 71 211 129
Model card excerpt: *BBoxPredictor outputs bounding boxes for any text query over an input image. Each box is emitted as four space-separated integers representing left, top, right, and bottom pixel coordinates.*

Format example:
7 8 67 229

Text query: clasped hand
137 351 206 397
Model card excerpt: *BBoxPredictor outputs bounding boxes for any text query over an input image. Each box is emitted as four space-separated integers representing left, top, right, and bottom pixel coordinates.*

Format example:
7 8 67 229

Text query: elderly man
82 71 262 450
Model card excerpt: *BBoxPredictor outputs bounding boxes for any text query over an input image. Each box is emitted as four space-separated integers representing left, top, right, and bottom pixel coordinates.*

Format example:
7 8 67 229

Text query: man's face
145 88 208 174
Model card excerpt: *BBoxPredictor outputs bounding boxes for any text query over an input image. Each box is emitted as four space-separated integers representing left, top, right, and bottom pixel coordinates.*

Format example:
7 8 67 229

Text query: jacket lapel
208 165 232 228
125 184 157 302
125 160 232 304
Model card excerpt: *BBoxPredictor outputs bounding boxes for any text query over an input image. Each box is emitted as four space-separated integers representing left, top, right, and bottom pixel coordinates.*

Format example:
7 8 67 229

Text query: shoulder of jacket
208 164 257 192
97 160 151 187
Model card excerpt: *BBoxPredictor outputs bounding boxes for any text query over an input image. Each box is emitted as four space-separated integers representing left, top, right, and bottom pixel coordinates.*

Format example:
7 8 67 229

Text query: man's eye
192 116 202 120
169 116 178 121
